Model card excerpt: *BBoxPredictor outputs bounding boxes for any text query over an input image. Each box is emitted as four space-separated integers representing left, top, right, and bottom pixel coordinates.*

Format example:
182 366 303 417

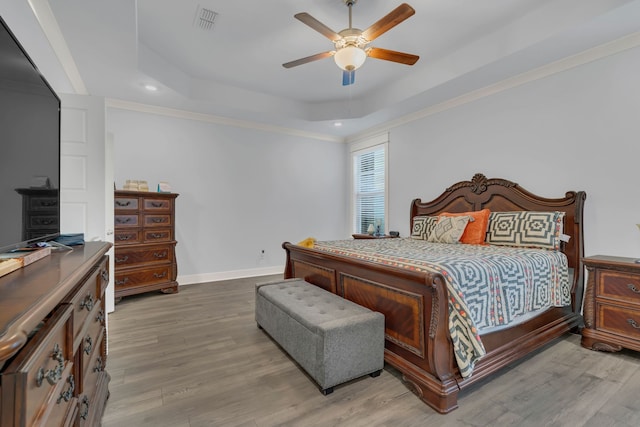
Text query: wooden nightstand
582 255 640 352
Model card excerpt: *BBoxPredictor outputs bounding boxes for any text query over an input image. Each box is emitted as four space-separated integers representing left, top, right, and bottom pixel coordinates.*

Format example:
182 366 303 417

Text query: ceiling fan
283 0 419 86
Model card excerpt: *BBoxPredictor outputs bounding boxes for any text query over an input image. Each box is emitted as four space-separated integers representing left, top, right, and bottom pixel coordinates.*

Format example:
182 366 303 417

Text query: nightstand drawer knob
627 283 640 294
627 318 640 329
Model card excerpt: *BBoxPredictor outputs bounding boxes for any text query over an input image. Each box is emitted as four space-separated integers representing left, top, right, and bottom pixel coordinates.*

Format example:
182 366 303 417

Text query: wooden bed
282 173 586 413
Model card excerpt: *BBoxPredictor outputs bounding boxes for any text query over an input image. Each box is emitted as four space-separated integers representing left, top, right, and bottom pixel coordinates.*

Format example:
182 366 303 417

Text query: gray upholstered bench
255 278 385 395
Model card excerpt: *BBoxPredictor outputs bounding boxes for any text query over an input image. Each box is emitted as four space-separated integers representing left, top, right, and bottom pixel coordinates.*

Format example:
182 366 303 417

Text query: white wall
108 108 348 283
387 45 640 259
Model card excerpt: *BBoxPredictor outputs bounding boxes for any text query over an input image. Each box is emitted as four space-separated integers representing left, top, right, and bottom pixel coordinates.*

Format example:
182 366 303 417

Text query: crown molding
347 31 640 143
105 98 345 143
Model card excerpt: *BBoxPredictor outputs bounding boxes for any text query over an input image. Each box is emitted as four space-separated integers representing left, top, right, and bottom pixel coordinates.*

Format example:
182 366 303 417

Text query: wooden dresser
0 242 111 427
114 190 178 301
582 255 640 352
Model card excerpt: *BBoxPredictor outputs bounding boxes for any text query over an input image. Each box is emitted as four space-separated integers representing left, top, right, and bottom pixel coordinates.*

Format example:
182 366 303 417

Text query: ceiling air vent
194 6 218 31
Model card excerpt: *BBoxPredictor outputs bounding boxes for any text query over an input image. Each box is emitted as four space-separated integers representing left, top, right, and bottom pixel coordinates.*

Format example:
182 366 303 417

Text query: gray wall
108 109 348 282
387 45 640 258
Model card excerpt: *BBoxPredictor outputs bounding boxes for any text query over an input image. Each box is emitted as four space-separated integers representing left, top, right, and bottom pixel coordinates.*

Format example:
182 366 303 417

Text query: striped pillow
486 211 565 250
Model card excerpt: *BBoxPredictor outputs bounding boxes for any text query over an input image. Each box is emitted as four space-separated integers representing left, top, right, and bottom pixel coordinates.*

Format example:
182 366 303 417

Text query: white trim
177 266 283 286
347 31 640 143
105 98 344 143
27 0 88 95
349 132 389 153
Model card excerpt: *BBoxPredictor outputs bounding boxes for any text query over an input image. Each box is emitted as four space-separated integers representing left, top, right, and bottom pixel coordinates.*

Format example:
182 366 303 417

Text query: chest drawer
114 214 139 228
143 214 172 228
28 196 59 211
143 228 172 243
598 269 640 304
63 268 100 350
1 304 74 427
114 197 139 211
114 244 174 267
114 229 142 244
143 198 172 211
115 265 173 289
28 214 60 229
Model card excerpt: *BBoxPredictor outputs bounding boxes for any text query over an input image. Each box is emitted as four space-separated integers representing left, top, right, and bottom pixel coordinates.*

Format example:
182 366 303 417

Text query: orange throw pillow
440 209 490 245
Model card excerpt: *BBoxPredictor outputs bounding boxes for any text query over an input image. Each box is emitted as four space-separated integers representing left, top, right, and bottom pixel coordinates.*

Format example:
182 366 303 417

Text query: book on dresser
114 190 179 301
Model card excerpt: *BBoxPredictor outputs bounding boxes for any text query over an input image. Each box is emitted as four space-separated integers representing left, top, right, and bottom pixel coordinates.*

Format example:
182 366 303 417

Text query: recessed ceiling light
334 122 343 127
144 84 158 92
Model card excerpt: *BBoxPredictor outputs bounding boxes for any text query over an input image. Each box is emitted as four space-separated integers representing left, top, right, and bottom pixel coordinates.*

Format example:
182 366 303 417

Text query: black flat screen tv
0 15 61 254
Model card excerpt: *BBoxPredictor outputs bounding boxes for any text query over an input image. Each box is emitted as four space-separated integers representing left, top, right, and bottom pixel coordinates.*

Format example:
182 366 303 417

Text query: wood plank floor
102 275 640 427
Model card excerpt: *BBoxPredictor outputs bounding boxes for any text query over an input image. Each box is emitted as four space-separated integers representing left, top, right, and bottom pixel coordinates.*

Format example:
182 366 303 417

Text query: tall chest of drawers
0 242 111 427
582 255 640 352
15 188 60 241
114 190 179 300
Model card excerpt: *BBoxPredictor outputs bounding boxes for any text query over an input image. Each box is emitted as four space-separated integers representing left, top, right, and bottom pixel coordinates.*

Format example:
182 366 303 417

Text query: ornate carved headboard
410 173 587 312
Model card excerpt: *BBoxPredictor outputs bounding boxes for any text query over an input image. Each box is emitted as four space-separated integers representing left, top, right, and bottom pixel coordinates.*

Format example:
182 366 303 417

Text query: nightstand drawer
598 269 640 304
598 303 640 340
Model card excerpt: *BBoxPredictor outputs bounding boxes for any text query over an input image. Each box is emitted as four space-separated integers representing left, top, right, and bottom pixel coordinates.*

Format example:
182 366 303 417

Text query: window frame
349 133 389 235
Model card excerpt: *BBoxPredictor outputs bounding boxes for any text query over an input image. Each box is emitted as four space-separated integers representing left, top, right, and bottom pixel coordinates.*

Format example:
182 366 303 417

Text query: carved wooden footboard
282 174 586 413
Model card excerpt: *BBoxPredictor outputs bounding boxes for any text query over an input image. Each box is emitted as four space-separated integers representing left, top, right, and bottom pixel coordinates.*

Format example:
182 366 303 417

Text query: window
351 135 388 235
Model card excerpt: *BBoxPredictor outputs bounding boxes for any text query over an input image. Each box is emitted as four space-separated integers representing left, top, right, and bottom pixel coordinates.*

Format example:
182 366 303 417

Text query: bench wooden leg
369 369 382 378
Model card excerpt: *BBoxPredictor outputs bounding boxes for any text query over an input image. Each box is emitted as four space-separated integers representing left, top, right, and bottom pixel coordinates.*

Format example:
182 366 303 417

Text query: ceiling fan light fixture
334 45 366 71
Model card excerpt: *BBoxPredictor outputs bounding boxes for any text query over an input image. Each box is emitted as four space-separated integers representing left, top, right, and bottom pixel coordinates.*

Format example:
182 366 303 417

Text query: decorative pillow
411 216 438 240
486 211 565 250
440 209 491 245
427 215 472 244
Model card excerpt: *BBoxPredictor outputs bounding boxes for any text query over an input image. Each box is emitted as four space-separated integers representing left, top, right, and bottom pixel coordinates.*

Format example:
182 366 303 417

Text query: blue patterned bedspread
312 238 570 378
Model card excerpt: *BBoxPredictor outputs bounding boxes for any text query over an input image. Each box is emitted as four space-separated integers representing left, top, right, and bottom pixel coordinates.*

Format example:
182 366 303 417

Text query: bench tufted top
256 279 376 333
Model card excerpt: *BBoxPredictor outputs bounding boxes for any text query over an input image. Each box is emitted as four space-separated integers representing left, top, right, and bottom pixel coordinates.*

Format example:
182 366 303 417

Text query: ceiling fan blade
367 47 419 65
362 3 415 42
282 51 334 69
294 13 342 42
342 70 355 86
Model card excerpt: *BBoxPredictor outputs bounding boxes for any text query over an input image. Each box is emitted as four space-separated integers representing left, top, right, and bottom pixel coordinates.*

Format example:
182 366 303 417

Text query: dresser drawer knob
94 356 105 373
84 335 93 355
80 294 95 311
627 283 640 294
80 395 90 419
36 343 65 387
627 319 640 329
56 375 75 404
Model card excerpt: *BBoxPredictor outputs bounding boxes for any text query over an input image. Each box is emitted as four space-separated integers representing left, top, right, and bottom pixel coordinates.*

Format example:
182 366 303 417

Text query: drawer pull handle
96 309 105 324
116 217 133 224
94 356 104 373
151 218 166 223
35 218 55 225
116 255 129 263
628 319 640 329
80 294 95 311
116 200 131 207
154 252 167 259
153 272 167 279
117 234 132 241
84 335 93 355
101 269 109 282
40 200 57 207
116 277 129 286
56 375 75 404
151 202 164 208
80 395 90 419
149 233 164 239
627 284 640 294
36 343 65 387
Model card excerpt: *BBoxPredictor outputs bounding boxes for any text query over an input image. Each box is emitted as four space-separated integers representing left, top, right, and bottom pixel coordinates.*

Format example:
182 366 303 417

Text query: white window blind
353 145 386 234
